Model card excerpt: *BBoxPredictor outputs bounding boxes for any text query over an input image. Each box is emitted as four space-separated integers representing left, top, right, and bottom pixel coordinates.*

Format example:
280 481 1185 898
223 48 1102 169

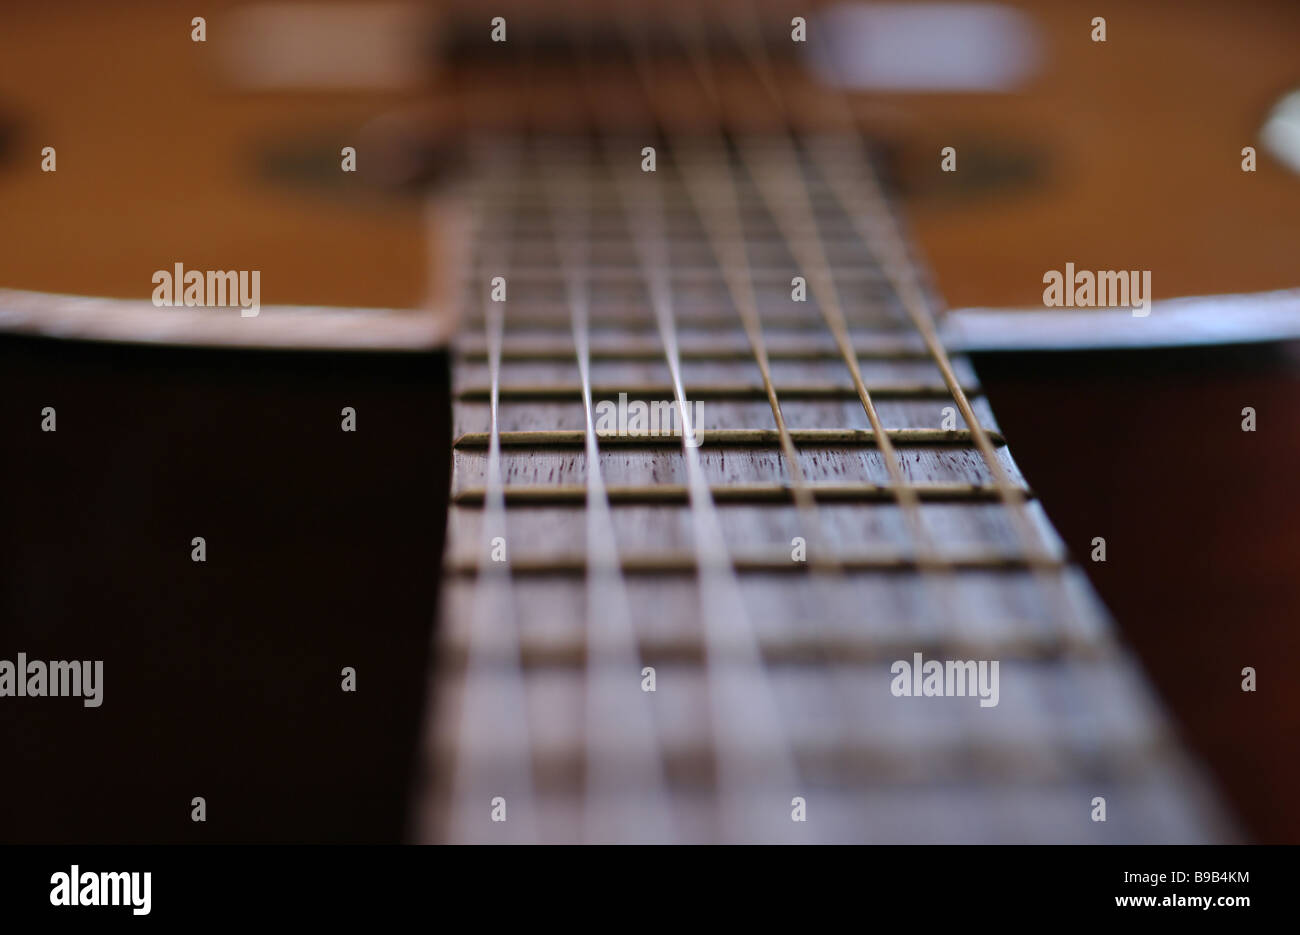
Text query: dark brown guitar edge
0 333 453 843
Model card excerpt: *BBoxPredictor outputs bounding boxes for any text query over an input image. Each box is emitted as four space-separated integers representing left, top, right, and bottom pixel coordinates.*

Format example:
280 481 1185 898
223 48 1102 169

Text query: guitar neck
416 133 1232 843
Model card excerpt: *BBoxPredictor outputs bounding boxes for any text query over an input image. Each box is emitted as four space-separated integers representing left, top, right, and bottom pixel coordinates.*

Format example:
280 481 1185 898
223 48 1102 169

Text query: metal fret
458 345 936 361
433 626 1109 669
456 383 980 401
451 481 1032 506
453 428 1005 447
447 552 1067 575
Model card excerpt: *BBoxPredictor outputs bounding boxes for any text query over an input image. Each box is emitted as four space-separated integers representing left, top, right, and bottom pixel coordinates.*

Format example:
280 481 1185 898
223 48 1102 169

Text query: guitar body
1 0 1294 843
0 336 451 841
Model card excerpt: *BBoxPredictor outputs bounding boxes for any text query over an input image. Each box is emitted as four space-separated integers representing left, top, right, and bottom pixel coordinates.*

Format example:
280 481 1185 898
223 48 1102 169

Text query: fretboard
414 134 1232 844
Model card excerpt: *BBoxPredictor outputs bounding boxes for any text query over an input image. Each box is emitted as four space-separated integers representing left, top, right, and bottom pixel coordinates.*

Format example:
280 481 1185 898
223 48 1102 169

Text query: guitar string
777 11 1099 798
809 150 1076 559
603 12 801 844
632 5 837 570
790 13 1061 569
730 110 962 644
663 17 829 563
788 19 1082 637
810 137 1132 800
724 6 1051 794
446 139 539 844
620 8 1035 831
668 0 959 584
536 131 676 843
804 146 1102 805
742 0 1083 656
656 14 882 812
444 28 551 843
682 5 1004 838
680 2 975 835
723 5 954 580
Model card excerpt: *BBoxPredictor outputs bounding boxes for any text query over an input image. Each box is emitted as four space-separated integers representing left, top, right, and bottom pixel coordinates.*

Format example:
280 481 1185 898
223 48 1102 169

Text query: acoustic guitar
4 0 1294 844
